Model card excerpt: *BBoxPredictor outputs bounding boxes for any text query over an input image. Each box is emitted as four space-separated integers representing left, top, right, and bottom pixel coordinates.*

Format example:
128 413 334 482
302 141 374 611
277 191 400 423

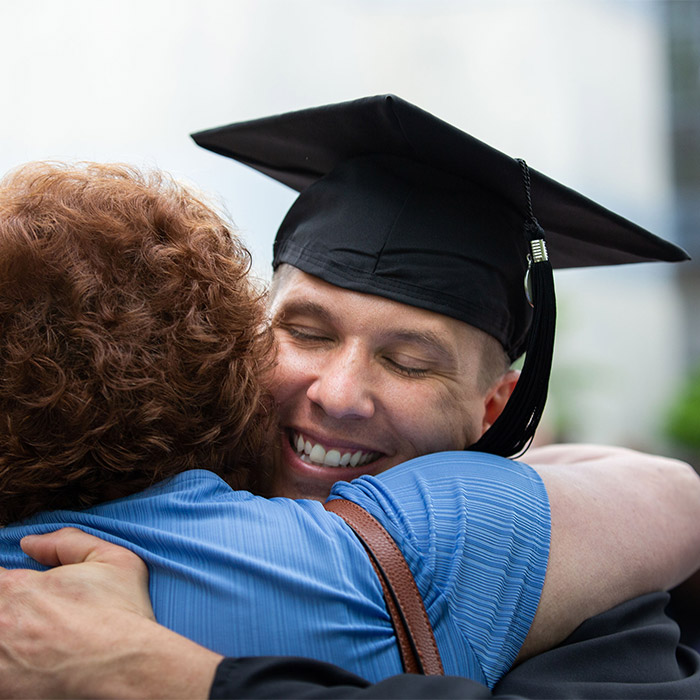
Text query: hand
16 526 155 619
0 528 222 699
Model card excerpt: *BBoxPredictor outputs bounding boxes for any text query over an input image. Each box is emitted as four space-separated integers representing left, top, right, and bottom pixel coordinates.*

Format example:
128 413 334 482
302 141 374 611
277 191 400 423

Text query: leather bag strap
324 498 444 675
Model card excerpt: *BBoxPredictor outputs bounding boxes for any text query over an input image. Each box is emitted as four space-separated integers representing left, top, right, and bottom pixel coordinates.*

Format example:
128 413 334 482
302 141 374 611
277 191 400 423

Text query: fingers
15 528 155 622
20 527 143 570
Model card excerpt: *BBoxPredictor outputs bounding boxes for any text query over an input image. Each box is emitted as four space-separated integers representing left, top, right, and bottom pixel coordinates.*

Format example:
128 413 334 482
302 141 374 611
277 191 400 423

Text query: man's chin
270 470 333 501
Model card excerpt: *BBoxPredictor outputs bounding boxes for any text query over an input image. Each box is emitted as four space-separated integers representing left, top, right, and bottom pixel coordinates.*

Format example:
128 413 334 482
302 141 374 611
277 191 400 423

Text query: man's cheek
266 350 300 404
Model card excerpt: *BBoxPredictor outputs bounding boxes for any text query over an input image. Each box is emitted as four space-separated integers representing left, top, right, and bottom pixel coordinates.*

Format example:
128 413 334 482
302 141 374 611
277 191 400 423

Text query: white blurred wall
0 0 683 450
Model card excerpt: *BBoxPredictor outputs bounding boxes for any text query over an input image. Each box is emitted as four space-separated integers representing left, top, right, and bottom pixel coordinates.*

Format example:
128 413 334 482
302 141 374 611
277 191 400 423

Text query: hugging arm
0 529 222 700
517 444 700 661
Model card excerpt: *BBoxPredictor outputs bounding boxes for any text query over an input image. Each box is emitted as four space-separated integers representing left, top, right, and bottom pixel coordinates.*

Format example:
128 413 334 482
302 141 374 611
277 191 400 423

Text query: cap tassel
469 160 557 458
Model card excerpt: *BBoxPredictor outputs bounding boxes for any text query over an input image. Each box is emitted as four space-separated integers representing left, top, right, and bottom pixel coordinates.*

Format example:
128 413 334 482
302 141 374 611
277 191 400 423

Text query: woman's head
0 161 275 524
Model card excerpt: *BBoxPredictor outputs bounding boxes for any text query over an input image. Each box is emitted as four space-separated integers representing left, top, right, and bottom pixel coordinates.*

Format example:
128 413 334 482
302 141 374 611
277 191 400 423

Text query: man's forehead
270 266 488 348
273 265 439 319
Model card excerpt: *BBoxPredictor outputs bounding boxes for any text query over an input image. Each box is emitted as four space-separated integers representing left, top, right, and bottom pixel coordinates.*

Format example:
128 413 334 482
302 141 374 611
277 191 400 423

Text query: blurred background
1 0 699 463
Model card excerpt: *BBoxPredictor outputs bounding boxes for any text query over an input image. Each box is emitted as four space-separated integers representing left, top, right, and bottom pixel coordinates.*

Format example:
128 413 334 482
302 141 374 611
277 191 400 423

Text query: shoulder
330 452 548 535
329 452 550 685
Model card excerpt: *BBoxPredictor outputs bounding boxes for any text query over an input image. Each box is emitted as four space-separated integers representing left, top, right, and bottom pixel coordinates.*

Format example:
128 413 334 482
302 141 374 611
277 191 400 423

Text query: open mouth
290 430 380 468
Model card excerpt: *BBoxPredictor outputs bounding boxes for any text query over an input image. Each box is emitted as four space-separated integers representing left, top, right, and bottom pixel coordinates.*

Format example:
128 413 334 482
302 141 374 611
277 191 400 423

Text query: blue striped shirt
0 451 549 687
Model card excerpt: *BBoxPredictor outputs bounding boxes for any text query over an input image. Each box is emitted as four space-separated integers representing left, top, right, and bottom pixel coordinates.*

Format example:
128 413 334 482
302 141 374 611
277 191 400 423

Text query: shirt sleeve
328 451 550 687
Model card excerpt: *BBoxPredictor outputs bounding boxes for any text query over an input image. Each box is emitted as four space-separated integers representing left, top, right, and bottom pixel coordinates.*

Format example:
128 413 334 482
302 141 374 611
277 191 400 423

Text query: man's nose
306 349 375 420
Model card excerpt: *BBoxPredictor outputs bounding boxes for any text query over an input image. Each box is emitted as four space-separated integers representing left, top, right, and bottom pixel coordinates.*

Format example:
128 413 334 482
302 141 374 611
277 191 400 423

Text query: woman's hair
0 161 275 525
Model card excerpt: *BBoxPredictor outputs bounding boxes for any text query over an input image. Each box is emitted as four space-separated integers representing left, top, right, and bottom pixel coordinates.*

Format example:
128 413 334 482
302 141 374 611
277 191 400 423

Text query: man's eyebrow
272 299 335 325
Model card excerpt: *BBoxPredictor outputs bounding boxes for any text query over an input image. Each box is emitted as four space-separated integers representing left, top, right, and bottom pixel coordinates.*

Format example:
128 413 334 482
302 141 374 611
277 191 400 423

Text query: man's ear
481 369 520 434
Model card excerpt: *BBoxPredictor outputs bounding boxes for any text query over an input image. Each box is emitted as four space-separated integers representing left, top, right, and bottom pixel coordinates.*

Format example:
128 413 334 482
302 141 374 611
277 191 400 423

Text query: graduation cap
191 94 688 458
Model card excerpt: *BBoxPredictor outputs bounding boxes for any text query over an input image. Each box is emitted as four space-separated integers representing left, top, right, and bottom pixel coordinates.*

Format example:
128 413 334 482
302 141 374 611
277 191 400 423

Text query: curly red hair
0 161 275 525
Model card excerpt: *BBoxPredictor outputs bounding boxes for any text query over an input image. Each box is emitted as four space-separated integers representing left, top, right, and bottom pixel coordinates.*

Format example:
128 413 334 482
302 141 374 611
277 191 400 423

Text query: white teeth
324 449 341 467
291 432 378 469
309 444 326 463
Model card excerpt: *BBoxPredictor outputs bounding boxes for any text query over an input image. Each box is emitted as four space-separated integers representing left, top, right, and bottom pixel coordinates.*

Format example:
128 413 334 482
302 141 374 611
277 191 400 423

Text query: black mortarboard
191 94 689 457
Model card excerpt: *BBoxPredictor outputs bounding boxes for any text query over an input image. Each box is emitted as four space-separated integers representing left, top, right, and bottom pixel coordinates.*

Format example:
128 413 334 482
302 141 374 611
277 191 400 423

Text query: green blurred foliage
666 366 700 451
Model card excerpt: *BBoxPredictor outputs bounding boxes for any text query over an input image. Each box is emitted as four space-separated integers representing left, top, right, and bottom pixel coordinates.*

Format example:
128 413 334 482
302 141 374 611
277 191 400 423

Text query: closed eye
283 325 333 344
383 356 430 378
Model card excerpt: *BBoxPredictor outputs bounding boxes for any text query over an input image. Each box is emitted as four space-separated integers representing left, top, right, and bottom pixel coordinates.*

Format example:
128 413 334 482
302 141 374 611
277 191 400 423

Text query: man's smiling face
267 266 516 500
